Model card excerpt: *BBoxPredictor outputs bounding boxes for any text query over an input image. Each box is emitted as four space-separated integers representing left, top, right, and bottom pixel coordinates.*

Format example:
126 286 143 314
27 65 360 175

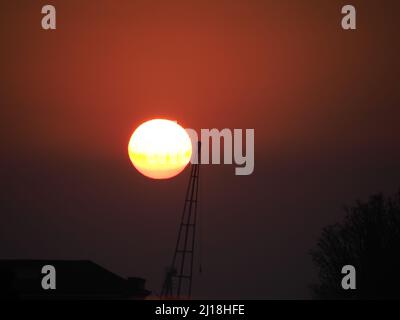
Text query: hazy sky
1 0 399 298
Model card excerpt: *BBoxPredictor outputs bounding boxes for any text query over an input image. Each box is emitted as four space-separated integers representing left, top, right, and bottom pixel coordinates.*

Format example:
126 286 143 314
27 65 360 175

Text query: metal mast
161 141 201 299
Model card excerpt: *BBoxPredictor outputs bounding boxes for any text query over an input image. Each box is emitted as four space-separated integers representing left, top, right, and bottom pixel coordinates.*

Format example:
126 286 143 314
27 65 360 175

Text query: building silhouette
0 259 150 300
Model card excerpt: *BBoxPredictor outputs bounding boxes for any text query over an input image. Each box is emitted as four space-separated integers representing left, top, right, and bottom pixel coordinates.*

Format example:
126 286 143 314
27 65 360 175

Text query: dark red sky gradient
1 0 400 298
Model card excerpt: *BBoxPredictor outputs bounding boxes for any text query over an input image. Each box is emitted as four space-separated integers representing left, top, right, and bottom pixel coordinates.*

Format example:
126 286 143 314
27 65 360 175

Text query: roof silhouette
0 259 150 300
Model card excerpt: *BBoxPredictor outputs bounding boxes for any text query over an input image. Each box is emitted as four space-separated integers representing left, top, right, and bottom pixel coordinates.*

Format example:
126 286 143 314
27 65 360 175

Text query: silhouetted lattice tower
161 141 201 299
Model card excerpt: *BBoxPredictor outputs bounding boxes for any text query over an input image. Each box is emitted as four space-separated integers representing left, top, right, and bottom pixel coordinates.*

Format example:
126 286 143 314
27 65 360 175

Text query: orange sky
2 0 398 159
1 0 400 298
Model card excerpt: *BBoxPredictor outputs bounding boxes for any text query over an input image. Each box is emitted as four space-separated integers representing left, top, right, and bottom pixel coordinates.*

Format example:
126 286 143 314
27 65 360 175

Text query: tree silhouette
310 192 400 299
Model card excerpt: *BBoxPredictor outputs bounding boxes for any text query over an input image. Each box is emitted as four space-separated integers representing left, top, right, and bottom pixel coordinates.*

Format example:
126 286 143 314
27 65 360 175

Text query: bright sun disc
128 119 192 179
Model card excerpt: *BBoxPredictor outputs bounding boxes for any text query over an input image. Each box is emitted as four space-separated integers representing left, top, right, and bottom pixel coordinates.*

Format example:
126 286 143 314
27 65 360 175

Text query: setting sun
128 119 192 179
